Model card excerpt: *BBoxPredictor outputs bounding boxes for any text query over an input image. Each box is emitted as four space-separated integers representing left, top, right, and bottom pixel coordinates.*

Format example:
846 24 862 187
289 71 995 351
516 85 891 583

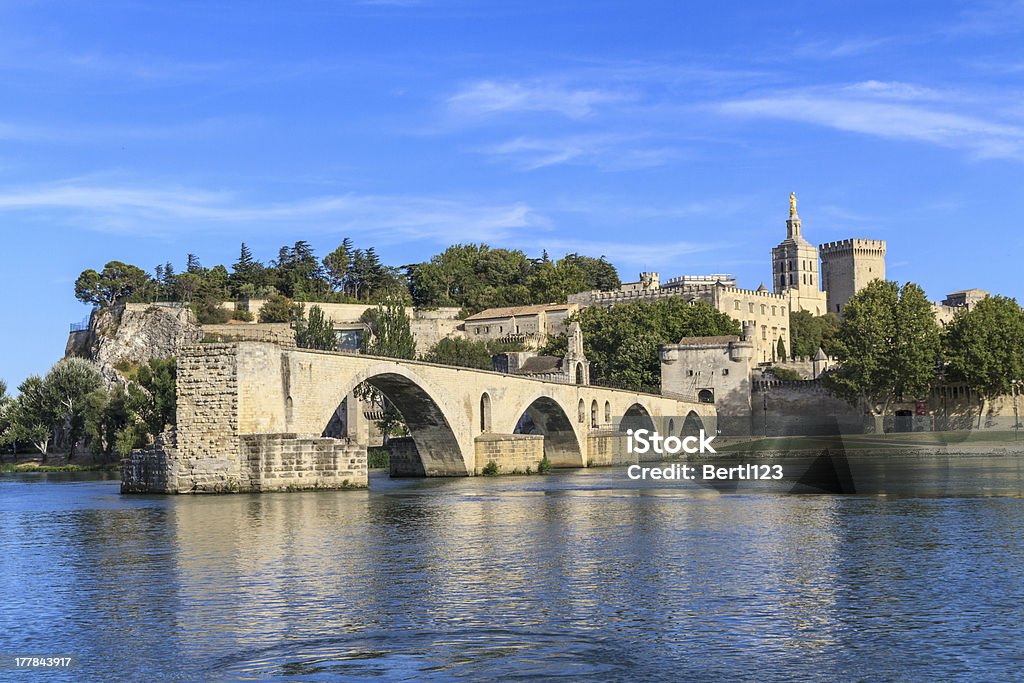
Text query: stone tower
771 193 827 315
564 321 590 385
819 238 887 316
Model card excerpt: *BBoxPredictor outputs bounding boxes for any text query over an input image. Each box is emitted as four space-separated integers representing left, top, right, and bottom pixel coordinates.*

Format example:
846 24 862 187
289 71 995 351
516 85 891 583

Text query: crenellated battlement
819 238 887 255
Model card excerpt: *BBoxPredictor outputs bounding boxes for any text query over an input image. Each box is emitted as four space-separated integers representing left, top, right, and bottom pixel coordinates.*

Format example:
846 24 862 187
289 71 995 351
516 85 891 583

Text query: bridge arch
320 363 472 476
620 402 656 433
509 395 584 468
683 410 706 439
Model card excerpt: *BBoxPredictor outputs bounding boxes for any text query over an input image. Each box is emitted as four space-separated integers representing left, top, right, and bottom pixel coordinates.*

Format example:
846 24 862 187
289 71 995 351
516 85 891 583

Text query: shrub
768 367 803 382
481 460 499 476
367 447 389 469
537 455 552 474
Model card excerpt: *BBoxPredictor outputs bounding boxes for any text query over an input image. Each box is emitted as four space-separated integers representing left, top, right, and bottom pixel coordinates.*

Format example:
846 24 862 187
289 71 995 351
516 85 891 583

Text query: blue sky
2 0 1023 387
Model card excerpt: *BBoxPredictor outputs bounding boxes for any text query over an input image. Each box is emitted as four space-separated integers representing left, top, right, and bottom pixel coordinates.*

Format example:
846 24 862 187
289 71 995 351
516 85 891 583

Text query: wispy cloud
446 79 631 119
716 81 1024 159
474 134 675 171
0 181 548 243
792 36 896 59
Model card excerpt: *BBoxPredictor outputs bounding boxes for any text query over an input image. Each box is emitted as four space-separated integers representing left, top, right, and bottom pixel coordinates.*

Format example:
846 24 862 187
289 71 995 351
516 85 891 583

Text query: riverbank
717 431 1024 457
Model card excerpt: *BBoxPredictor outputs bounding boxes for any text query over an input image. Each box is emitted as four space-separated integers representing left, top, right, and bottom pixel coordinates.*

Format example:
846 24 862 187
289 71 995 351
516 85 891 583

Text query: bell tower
771 193 826 315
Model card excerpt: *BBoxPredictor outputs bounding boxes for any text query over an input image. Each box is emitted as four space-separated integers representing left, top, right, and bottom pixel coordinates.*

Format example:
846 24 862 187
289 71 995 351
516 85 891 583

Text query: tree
526 258 587 304
8 376 55 456
133 358 177 437
295 305 338 350
421 337 525 370
83 386 130 457
230 242 267 298
272 241 329 300
541 298 740 392
776 337 787 362
944 295 1024 427
43 358 104 457
558 253 621 291
258 293 303 323
409 244 532 312
75 261 151 307
362 298 416 360
789 311 841 359
824 280 940 415
323 239 353 295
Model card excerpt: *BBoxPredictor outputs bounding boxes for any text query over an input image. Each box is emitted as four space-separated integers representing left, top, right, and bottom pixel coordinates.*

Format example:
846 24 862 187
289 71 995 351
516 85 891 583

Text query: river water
2 456 1024 681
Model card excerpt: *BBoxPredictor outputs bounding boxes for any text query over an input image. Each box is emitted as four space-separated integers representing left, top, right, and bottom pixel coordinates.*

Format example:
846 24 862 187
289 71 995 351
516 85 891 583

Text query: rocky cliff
66 303 204 385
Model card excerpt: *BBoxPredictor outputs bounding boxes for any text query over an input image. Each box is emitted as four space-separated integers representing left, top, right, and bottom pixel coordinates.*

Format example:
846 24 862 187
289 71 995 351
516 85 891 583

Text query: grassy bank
0 462 119 473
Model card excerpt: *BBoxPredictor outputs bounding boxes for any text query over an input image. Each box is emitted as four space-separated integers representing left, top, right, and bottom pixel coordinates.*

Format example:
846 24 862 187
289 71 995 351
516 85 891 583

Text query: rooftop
465 303 575 321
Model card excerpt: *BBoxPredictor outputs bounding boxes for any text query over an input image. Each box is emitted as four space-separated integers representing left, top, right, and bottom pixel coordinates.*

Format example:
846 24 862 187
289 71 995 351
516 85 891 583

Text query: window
772 306 777 316
749 303 754 313
578 399 586 423
604 401 611 424
591 400 598 428
722 368 729 376
480 393 492 432
762 327 767 340
734 300 740 310
760 304 766 315
687 369 694 377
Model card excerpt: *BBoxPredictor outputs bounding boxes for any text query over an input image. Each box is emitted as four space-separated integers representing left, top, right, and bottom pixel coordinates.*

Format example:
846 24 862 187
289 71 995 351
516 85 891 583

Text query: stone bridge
123 342 715 493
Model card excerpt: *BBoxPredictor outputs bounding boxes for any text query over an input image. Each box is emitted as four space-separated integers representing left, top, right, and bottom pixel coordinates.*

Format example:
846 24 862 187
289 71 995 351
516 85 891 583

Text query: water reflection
1 457 1024 681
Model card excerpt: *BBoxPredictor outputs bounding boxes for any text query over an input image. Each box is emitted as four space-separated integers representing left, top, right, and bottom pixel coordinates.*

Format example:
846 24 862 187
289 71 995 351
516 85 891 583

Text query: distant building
464 303 579 347
942 289 988 309
570 193 888 363
933 288 990 325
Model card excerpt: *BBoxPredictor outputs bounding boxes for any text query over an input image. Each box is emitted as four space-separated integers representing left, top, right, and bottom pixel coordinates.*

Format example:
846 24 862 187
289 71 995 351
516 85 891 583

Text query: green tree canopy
824 280 940 414
421 337 525 370
258 293 303 323
362 299 416 360
409 244 532 312
789 310 841 358
542 298 741 392
558 253 620 291
75 261 151 307
295 305 338 351
943 295 1024 424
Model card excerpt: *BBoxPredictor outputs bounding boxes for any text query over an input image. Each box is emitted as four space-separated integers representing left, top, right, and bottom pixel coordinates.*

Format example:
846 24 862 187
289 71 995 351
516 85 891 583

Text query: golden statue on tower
789 191 798 218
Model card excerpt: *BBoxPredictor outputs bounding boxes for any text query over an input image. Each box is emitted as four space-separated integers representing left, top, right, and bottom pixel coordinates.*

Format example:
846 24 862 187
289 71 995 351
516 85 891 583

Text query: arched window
591 400 598 428
480 392 492 432
604 401 611 424
575 364 584 385
578 399 586 423
698 389 715 404
668 418 675 435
